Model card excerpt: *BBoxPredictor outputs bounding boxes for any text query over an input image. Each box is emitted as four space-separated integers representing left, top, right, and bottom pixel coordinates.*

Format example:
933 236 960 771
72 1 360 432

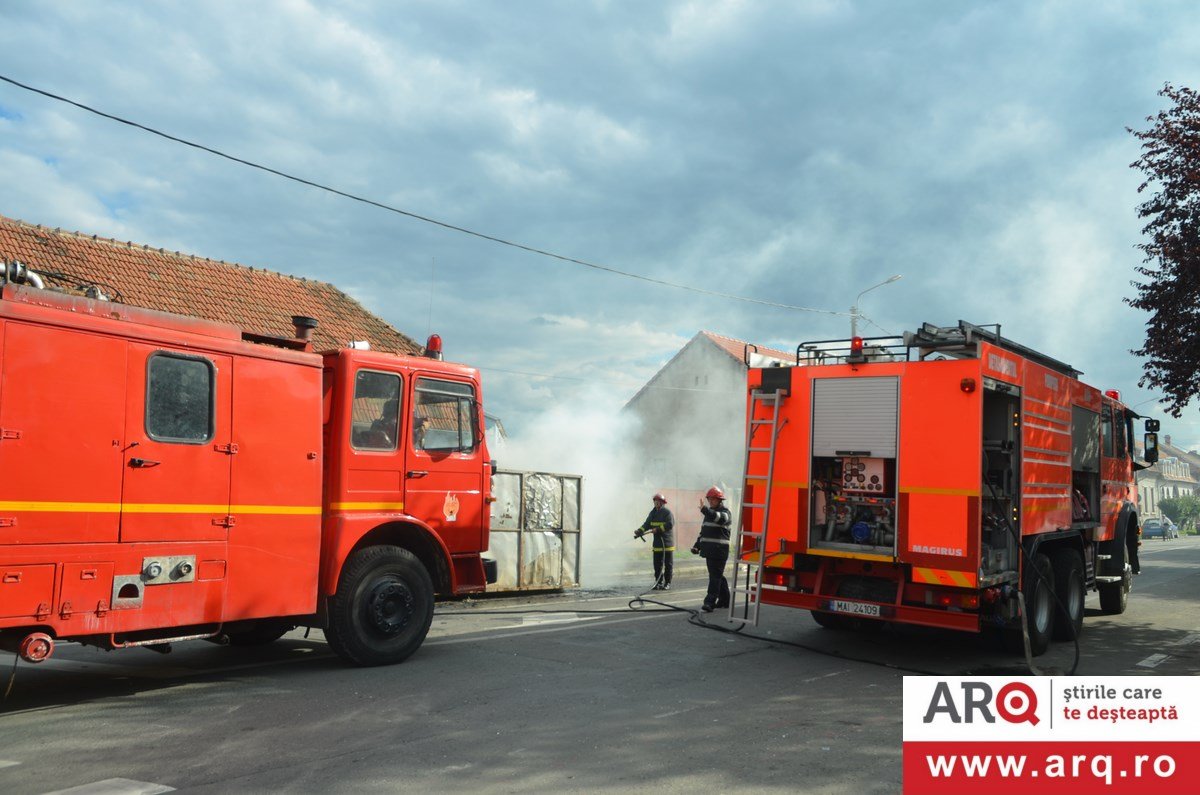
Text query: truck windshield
413 378 476 453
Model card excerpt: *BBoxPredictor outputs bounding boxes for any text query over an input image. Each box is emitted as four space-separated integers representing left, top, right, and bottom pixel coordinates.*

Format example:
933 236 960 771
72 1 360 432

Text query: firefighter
691 486 731 612
634 493 675 590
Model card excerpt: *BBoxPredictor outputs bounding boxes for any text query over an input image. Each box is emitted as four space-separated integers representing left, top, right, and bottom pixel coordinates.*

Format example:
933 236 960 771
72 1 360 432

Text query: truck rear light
763 571 787 587
960 377 976 393
960 594 980 609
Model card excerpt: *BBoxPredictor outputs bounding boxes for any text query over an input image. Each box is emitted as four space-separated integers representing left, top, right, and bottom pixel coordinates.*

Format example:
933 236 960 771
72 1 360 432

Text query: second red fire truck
730 321 1159 656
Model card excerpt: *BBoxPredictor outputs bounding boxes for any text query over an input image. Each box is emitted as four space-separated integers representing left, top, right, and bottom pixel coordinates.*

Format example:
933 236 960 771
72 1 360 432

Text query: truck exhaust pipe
291 315 319 342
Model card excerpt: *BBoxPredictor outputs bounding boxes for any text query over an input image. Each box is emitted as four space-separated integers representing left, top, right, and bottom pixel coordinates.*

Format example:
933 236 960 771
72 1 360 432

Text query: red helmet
706 487 725 501
652 493 667 504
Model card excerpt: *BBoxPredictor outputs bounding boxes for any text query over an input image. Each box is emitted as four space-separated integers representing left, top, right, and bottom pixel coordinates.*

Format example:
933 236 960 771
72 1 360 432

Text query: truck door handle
129 458 161 468
406 470 428 478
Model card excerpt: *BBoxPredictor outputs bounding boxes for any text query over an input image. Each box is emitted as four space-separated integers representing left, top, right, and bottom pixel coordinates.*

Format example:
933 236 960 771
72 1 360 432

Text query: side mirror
1144 432 1159 464
1145 418 1161 432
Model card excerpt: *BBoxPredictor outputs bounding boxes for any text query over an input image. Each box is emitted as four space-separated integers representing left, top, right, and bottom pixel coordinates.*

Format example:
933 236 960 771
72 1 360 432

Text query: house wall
625 337 749 498
1136 457 1197 518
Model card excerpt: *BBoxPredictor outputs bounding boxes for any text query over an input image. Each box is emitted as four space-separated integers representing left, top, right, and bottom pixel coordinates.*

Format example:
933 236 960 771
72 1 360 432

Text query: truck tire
1098 566 1131 615
1049 549 1084 641
326 545 435 666
1021 552 1055 656
226 620 293 646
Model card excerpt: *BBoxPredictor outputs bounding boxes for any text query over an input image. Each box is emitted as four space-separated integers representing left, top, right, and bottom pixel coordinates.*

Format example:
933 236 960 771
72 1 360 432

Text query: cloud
1 0 1198 450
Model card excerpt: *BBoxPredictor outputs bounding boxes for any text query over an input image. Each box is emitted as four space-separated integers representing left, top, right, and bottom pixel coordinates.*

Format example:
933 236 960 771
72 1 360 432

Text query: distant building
1135 434 1198 518
623 331 797 536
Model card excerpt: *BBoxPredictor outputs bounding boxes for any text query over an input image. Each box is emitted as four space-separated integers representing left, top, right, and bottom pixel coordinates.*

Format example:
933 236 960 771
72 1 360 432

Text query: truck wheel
1049 549 1084 641
1021 552 1055 656
326 545 434 666
1098 566 1131 615
226 620 293 646
810 610 847 630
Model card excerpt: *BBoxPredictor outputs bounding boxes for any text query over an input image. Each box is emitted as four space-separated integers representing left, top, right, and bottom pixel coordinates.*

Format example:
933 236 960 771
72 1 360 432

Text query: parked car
1142 518 1178 540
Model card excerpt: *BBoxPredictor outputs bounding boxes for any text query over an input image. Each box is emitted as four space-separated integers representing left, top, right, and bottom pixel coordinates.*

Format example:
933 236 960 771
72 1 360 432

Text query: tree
1128 84 1200 417
1159 494 1200 535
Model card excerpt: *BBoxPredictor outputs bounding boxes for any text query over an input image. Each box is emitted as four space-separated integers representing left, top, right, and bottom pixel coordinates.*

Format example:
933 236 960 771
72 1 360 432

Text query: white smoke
495 391 648 587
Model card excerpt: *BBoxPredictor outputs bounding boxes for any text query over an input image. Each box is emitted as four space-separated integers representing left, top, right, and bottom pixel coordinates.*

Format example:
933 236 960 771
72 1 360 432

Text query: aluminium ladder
727 389 785 626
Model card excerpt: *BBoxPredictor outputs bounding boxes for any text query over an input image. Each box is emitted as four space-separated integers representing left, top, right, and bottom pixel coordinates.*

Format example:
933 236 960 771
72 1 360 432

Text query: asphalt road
1 538 1197 794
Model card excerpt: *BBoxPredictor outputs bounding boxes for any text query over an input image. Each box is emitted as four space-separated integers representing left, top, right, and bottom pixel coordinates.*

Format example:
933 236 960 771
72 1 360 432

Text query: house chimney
1164 434 1172 448
291 315 318 342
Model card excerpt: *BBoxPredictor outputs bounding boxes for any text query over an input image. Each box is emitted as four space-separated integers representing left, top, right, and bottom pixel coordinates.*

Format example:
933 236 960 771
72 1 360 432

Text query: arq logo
923 680 1040 725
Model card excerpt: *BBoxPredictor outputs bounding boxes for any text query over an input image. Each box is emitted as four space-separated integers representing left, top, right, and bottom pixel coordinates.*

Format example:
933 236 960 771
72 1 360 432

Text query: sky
1 0 1198 451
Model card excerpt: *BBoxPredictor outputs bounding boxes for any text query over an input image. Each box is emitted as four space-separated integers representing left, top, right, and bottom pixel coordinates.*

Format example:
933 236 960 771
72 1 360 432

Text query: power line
0 73 848 317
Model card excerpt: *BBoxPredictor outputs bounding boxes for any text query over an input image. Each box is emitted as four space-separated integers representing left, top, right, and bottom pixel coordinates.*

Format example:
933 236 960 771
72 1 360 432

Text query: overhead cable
0 73 846 316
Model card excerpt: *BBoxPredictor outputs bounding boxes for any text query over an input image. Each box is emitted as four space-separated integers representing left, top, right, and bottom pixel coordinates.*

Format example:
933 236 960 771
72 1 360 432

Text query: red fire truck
730 321 1159 656
0 261 496 666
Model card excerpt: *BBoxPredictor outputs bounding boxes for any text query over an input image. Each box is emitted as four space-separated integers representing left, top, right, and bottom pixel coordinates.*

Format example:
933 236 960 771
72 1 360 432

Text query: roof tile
0 214 420 355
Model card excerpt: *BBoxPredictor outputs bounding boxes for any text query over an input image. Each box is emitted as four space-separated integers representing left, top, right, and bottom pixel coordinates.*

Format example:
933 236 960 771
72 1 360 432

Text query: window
351 370 402 451
1114 408 1127 458
1101 405 1114 458
413 378 477 453
146 353 215 443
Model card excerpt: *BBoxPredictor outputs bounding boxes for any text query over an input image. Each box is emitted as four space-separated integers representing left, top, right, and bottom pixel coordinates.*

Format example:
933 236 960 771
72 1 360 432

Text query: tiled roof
701 331 795 364
624 330 797 410
0 215 420 355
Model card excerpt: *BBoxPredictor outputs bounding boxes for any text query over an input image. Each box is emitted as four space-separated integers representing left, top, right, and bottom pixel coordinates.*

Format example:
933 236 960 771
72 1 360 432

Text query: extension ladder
727 389 785 625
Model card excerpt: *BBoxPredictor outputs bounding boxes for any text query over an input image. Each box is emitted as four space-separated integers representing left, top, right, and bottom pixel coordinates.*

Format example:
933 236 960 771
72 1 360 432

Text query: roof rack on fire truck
795 320 1082 379
903 320 1082 379
795 334 907 365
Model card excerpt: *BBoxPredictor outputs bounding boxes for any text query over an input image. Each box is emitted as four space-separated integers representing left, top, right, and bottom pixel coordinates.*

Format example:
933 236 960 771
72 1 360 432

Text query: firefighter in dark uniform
691 486 731 612
635 493 675 590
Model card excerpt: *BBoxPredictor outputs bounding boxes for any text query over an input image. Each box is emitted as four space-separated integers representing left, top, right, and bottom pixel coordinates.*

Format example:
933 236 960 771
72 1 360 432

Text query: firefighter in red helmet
691 486 731 612
634 492 675 590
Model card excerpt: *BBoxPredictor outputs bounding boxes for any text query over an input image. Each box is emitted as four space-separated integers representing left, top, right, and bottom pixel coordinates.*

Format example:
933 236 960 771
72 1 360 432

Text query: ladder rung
742 502 765 509
748 447 772 453
742 531 763 539
750 419 776 425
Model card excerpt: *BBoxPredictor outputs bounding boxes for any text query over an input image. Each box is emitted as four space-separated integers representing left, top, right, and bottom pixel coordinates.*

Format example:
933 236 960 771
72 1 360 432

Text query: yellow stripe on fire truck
743 479 807 489
329 501 407 511
0 500 322 515
737 551 795 567
910 567 977 588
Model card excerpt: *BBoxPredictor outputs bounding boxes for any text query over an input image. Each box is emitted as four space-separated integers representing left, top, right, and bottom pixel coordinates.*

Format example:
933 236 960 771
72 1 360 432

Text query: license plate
830 599 881 617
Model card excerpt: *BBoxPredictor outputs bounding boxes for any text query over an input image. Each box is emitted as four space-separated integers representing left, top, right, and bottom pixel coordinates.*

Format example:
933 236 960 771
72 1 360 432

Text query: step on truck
729 321 1160 655
0 260 496 666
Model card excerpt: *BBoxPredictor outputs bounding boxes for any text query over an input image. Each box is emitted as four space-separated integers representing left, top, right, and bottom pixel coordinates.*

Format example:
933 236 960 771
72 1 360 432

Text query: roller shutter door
811 377 898 458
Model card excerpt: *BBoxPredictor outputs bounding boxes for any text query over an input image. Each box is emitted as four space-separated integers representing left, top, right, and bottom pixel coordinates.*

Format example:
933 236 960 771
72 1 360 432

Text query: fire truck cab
733 321 1159 656
0 271 493 666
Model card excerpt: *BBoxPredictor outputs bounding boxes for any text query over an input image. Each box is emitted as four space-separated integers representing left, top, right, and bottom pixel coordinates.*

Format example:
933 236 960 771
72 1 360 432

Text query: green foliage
1159 494 1200 534
1128 84 1200 417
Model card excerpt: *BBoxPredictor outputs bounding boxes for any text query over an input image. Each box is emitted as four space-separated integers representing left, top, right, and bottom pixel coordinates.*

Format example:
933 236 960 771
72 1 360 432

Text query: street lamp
850 274 902 337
